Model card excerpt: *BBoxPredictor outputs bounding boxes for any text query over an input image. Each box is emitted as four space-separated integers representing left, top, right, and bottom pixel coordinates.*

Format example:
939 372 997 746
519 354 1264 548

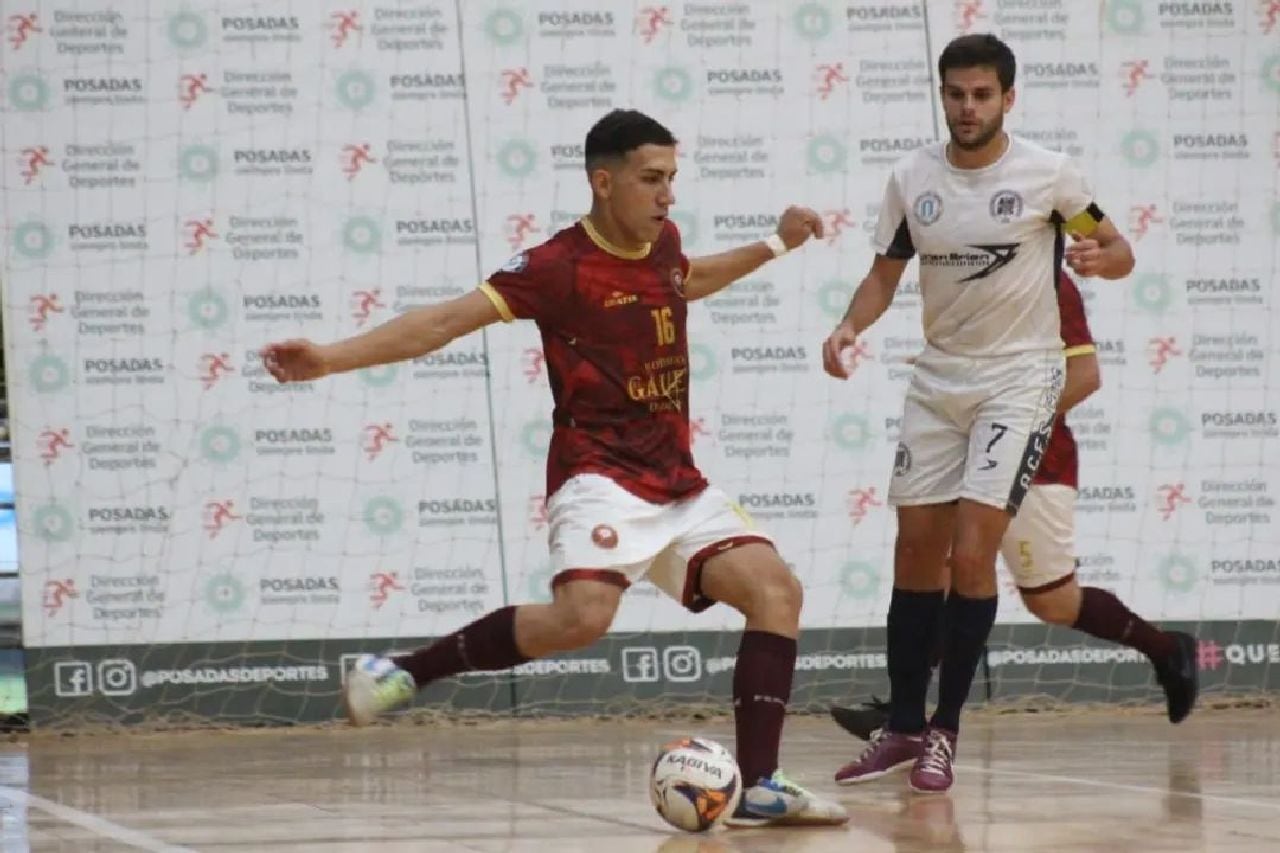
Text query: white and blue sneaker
725 769 849 827
343 654 415 726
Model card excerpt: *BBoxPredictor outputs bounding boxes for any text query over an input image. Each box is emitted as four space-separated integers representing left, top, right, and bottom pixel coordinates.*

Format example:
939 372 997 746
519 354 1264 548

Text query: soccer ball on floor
649 736 742 833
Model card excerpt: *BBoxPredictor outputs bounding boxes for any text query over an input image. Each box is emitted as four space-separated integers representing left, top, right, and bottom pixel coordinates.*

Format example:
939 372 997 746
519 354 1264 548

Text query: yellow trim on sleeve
1063 343 1096 358
478 281 515 323
1063 209 1100 237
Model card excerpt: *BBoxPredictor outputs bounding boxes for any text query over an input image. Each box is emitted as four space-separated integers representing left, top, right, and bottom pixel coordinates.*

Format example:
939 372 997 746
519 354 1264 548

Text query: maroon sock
393 605 530 687
1073 587 1176 661
733 630 796 785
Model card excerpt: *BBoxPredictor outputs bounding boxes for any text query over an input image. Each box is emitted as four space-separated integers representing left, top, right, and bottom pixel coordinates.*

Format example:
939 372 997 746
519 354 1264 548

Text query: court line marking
0 786 199 852
955 764 1280 812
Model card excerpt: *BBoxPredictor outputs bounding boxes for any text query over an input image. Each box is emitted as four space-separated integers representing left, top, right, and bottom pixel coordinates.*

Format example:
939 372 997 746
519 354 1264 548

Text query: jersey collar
580 216 652 260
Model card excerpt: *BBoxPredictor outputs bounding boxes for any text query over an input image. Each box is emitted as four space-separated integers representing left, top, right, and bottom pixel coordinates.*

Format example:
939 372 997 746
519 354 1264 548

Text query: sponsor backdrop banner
2 1 1277 725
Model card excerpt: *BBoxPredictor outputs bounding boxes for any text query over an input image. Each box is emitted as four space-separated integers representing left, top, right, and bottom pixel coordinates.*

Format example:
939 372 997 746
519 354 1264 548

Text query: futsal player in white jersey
822 34 1135 794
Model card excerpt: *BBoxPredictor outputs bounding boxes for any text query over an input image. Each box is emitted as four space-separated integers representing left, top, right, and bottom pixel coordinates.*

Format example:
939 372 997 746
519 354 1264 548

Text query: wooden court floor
1 709 1276 851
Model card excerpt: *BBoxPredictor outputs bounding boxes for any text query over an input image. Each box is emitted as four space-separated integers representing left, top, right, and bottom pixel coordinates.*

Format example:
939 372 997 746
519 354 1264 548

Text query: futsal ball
650 736 742 833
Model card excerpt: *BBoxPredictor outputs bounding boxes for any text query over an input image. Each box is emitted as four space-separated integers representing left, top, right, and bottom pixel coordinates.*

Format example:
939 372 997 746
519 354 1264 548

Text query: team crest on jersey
670 267 685 296
499 252 528 274
591 524 619 549
913 191 943 226
989 190 1024 223
893 442 912 475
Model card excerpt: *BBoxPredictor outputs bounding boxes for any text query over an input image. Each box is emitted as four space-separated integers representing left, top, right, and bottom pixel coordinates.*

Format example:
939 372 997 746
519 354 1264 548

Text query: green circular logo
1130 274 1173 314
188 289 229 330
335 70 376 110
484 8 523 44
343 216 381 254
1105 0 1144 35
521 420 553 458
29 354 70 393
200 426 241 464
178 144 218 182
817 280 851 319
359 363 398 388
12 221 54 260
1262 55 1280 95
689 343 718 381
204 572 246 614
1148 407 1191 447
167 12 208 49
496 138 537 178
669 210 698 248
1157 554 1197 594
807 135 847 174
1121 129 1159 167
654 67 694 103
8 73 50 111
839 561 881 600
831 413 873 451
793 3 833 40
34 503 74 543
363 497 404 535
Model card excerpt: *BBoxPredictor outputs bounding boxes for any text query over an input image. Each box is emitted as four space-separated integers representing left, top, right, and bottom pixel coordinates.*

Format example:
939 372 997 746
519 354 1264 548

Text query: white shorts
1000 484 1077 592
889 348 1064 513
546 474 774 612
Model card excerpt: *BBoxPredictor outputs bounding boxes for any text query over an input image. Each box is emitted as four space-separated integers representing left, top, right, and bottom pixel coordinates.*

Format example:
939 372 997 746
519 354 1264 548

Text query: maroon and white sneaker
834 728 923 785
908 726 957 794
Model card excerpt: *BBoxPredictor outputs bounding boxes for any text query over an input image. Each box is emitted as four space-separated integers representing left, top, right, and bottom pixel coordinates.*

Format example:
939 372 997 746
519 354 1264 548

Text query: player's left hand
776 205 824 250
1064 234 1102 277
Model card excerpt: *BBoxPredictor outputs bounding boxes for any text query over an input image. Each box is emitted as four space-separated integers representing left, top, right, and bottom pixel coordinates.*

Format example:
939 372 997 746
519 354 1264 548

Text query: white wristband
764 233 788 258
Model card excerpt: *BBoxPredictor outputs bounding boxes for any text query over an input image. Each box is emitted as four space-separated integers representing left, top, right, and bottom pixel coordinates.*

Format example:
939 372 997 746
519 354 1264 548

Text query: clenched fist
260 339 330 383
776 205 824 250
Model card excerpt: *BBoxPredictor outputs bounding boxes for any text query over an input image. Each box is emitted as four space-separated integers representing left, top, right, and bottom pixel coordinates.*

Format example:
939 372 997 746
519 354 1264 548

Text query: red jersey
1033 271 1095 489
480 218 706 504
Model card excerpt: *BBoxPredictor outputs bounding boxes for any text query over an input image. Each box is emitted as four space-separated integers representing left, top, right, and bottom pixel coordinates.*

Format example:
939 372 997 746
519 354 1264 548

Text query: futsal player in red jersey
831 271 1198 789
262 109 847 827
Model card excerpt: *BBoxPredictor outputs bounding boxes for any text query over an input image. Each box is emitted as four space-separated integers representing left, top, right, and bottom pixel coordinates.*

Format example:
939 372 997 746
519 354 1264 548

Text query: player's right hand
260 339 330 383
822 322 860 379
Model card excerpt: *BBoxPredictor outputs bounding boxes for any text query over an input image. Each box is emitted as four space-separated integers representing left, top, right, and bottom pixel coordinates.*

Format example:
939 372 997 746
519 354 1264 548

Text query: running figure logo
369 572 404 608
1147 337 1181 374
29 294 63 331
38 428 73 465
351 288 385 326
179 73 212 110
199 353 235 389
362 423 398 460
815 63 848 100
500 68 534 104
184 218 217 254
42 579 77 616
330 10 361 47
1156 483 1191 521
19 145 52 184
636 6 673 43
8 13 40 49
204 500 241 538
341 143 376 180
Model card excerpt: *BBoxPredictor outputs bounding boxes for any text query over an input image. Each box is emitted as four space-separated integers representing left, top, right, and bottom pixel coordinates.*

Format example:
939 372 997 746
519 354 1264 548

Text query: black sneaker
829 696 891 741
1154 631 1199 724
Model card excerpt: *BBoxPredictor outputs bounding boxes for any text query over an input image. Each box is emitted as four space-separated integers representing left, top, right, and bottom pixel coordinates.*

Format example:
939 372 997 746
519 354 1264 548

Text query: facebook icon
621 647 660 683
54 661 92 697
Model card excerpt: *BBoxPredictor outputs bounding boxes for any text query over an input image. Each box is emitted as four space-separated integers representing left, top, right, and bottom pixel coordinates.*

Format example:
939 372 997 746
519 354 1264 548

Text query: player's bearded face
608 145 678 245
941 67 1013 152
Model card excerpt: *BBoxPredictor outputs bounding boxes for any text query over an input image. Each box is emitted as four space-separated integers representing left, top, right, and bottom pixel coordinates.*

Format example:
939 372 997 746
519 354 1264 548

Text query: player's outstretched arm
821 254 908 379
683 205 822 301
260 290 502 383
1064 218 1134 280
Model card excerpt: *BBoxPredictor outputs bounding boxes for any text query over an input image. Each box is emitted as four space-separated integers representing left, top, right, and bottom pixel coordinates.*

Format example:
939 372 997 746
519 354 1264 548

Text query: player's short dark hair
938 34 1016 91
584 109 677 171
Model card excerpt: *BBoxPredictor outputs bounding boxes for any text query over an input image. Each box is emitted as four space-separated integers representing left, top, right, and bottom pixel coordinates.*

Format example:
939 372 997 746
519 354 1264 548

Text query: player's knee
1021 589 1076 626
948 549 998 597
557 599 616 648
740 564 802 622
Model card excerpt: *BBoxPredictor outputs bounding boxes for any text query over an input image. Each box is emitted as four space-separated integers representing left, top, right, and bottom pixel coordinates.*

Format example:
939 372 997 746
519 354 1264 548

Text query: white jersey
872 135 1102 358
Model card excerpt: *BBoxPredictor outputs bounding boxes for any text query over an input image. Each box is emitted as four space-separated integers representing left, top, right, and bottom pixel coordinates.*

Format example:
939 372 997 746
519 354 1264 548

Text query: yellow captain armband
1062 204 1103 238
